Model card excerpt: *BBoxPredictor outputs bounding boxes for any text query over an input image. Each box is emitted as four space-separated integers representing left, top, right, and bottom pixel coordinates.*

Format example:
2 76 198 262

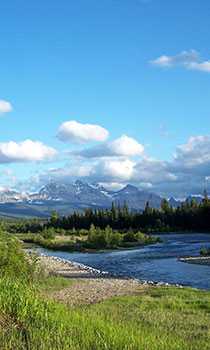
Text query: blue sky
1 0 210 196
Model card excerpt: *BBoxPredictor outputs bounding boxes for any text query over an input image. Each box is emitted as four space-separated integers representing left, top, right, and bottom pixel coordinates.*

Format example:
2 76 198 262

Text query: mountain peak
119 184 139 192
1 181 201 217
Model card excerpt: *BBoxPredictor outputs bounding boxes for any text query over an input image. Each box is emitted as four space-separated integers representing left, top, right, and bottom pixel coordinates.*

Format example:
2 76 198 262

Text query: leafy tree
50 210 59 226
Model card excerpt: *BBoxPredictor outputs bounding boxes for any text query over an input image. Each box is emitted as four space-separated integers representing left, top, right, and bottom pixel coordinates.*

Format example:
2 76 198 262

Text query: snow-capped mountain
0 181 162 215
32 180 113 206
0 189 29 203
0 181 206 218
28 181 163 209
112 184 162 209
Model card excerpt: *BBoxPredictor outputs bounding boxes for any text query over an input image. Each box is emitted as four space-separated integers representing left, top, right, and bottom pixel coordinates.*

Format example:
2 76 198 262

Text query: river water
37 233 210 290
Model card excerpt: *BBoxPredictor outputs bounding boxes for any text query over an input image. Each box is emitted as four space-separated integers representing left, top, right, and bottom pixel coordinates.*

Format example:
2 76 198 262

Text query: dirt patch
48 278 147 306
38 254 148 306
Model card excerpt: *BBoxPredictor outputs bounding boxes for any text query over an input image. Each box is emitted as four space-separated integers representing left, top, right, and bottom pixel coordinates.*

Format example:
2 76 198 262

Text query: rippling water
37 233 210 290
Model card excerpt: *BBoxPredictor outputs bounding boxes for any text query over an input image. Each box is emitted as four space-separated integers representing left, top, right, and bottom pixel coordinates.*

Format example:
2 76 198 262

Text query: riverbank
37 254 108 278
179 256 210 266
37 253 184 287
31 232 210 290
33 253 186 307
28 253 148 306
18 231 160 253
2 232 210 349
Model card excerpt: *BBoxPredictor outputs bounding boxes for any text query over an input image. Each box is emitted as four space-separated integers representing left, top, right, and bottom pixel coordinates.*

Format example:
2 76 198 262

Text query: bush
135 231 146 243
200 247 210 256
41 227 55 240
0 231 39 281
87 225 122 249
124 231 137 242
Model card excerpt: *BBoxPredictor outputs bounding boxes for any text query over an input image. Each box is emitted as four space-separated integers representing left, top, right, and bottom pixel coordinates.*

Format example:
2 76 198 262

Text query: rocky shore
38 254 109 278
179 256 210 266
38 253 183 287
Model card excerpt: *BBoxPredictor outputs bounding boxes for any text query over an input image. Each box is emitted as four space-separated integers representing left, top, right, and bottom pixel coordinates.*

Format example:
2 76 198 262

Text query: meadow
1 230 210 350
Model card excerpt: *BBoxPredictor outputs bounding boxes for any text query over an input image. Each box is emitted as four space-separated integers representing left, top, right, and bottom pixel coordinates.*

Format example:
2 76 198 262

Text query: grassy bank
1 231 210 349
1 279 210 349
16 225 160 252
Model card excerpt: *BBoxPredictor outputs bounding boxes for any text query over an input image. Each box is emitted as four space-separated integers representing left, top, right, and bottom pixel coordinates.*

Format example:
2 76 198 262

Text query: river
36 233 210 290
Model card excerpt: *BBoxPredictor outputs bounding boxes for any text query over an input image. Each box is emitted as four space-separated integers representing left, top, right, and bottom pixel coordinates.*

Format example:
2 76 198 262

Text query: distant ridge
0 181 206 218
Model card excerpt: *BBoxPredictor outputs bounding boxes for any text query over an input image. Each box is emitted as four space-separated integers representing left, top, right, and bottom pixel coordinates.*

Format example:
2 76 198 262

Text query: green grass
36 275 74 293
1 230 210 349
16 230 160 253
1 281 210 350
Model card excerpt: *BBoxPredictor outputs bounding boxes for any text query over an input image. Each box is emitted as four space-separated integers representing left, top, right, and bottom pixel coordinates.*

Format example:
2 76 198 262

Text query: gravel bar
179 256 210 266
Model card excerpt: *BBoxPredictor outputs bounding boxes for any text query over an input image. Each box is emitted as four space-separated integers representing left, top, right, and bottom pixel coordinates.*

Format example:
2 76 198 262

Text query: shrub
41 227 55 240
0 231 40 281
200 247 210 256
123 230 137 242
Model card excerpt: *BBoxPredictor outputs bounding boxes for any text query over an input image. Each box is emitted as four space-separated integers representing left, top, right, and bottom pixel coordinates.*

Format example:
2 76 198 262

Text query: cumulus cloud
5 129 210 197
46 163 93 179
41 134 210 196
0 100 13 114
151 50 210 73
40 158 136 185
57 120 109 143
93 158 135 181
74 135 144 158
0 140 57 163
133 158 177 184
174 136 210 168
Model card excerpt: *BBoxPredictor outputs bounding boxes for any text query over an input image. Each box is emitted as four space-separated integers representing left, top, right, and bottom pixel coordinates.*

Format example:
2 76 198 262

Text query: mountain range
0 180 205 218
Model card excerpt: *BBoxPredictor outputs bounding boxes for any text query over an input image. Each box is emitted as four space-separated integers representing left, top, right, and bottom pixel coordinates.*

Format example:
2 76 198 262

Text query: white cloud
174 136 210 167
6 129 210 197
94 158 135 181
0 100 13 114
47 163 93 179
188 61 210 73
42 158 136 184
151 50 210 73
133 158 177 184
109 135 144 156
98 182 125 191
75 135 144 158
29 133 210 197
57 120 109 144
0 140 57 163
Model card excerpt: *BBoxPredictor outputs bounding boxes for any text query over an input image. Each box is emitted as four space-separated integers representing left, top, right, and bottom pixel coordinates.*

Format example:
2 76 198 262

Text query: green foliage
0 231 34 280
5 196 210 234
50 210 59 226
123 230 137 242
87 225 122 249
1 228 210 349
18 225 159 252
1 277 210 349
41 227 55 239
200 246 210 256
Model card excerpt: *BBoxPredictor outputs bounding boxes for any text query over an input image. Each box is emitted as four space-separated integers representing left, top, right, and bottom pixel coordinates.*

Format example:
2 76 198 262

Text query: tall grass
1 279 210 350
0 231 210 349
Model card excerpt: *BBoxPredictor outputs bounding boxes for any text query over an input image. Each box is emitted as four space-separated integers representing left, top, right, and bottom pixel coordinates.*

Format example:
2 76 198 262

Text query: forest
7 192 210 234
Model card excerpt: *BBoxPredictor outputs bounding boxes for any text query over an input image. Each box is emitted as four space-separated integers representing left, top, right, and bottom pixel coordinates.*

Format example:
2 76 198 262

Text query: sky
1 0 210 197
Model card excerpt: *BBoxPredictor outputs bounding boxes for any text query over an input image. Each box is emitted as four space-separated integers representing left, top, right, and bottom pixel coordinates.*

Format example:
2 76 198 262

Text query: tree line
7 192 210 234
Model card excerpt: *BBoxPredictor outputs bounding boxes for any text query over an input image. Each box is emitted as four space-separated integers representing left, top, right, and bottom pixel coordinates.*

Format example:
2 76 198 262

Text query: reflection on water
37 233 210 290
